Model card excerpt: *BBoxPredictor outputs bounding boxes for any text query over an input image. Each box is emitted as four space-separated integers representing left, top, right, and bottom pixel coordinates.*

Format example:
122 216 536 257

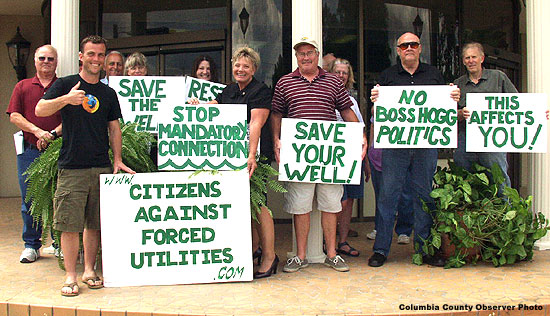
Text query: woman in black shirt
189 47 277 279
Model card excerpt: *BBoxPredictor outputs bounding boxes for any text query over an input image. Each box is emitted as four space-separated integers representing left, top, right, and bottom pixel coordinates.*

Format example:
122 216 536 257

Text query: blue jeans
370 161 414 237
454 131 510 189
373 148 438 257
17 144 42 250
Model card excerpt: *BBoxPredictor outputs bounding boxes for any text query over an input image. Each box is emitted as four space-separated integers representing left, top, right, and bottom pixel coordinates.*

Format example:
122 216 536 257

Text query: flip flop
82 276 104 289
337 241 360 257
61 282 79 297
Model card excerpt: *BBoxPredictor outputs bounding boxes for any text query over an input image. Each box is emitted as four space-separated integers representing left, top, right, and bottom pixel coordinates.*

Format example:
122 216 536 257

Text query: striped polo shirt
272 67 352 121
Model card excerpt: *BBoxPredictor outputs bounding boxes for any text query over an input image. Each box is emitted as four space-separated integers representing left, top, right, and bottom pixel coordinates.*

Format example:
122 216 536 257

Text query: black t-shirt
43 74 122 169
215 77 274 160
378 62 445 86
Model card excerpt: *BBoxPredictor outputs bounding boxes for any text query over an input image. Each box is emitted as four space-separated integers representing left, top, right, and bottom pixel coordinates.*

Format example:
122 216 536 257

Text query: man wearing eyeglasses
271 37 367 273
6 44 62 263
368 32 460 268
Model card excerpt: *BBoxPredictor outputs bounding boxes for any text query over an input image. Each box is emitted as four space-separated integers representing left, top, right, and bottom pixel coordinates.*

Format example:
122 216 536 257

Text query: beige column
288 0 325 263
51 0 79 77
526 0 550 250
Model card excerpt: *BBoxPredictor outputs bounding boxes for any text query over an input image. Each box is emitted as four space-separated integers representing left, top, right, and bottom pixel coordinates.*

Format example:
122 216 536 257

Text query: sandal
61 282 79 297
337 241 360 257
82 276 104 289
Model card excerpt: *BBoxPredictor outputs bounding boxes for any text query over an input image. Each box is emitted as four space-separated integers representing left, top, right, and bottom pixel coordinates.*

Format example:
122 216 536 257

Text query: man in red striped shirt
271 37 367 273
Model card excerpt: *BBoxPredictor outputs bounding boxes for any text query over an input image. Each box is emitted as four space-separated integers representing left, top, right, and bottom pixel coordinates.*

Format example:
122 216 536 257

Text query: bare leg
60 231 80 295
337 199 353 244
257 206 276 273
322 212 338 258
294 213 310 260
252 221 261 254
82 229 102 287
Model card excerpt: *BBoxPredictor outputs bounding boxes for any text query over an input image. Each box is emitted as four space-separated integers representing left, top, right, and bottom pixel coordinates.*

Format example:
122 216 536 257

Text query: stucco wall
0 15 45 197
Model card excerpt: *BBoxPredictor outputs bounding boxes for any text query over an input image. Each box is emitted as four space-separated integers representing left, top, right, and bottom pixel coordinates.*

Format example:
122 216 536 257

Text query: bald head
396 32 422 70
34 45 57 78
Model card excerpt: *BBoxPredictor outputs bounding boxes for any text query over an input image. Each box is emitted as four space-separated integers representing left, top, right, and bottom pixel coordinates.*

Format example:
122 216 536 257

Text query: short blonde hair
330 58 356 90
231 46 260 71
124 52 147 75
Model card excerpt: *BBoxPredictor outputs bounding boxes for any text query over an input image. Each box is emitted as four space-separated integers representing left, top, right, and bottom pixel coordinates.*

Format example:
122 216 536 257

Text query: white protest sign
184 77 226 103
100 170 252 287
110 76 186 133
466 93 547 153
374 85 457 148
278 118 364 184
157 103 248 171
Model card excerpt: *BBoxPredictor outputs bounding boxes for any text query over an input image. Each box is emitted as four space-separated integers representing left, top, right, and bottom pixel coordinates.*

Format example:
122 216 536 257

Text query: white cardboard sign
374 85 457 148
278 118 364 184
100 170 252 287
157 103 248 170
465 93 547 153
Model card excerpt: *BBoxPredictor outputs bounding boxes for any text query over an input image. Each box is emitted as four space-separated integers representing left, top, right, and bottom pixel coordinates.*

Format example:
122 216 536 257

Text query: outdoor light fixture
239 7 250 38
6 27 31 81
413 7 424 38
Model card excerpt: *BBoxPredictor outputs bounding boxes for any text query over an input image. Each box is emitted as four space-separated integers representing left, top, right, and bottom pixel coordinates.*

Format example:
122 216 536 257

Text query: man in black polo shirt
368 32 459 267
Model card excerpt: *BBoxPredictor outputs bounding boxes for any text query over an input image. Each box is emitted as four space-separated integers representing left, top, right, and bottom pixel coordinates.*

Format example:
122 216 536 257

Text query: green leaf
504 211 517 221
412 253 423 265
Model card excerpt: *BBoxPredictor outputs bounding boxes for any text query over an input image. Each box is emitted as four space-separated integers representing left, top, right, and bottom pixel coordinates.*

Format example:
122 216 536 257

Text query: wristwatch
50 130 58 139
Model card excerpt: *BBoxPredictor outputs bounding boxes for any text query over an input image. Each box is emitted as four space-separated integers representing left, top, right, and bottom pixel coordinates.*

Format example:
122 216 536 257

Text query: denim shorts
283 182 343 215
53 167 112 232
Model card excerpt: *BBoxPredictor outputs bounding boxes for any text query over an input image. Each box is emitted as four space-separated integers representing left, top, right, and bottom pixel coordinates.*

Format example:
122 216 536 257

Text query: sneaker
54 247 63 259
324 255 350 272
43 244 56 254
283 256 309 273
20 248 40 263
366 230 377 240
397 234 410 244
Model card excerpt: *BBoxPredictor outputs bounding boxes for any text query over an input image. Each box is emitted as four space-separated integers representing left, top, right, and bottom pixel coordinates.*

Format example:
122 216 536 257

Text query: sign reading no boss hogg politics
279 118 364 184
466 93 547 153
374 85 457 148
109 76 226 133
100 170 252 287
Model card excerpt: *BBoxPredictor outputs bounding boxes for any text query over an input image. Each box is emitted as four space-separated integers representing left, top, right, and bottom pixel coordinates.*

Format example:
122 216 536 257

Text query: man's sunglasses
38 56 55 62
398 42 420 50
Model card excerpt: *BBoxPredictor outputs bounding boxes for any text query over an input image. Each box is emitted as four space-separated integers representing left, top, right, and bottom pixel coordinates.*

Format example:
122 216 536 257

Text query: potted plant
414 162 549 268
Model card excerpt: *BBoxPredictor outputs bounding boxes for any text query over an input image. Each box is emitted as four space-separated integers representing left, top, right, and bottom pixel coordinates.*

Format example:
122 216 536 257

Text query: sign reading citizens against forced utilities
157 103 248 171
109 76 226 133
465 93 547 153
374 85 457 148
100 170 252 287
278 118 364 184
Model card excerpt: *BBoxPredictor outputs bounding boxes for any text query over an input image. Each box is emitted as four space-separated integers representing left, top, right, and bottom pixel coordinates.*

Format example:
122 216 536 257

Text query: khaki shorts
53 167 112 232
283 182 343 215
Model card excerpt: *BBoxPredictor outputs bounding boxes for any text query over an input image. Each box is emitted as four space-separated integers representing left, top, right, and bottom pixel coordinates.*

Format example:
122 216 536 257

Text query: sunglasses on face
398 42 420 50
38 56 55 62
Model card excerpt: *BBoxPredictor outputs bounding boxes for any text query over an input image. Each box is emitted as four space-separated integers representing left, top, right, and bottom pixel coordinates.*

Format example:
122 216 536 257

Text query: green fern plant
250 156 286 223
25 122 158 268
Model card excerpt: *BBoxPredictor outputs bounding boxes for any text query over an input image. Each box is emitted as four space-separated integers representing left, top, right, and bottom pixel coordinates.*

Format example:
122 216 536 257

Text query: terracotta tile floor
1 197 550 316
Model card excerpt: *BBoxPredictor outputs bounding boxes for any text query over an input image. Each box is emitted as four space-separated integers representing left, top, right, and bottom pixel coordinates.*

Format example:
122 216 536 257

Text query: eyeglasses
37 56 55 62
296 50 318 58
336 71 349 76
397 42 420 50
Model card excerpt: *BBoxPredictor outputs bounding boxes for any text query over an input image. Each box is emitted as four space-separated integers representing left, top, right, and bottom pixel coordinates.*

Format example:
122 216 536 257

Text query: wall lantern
413 11 424 38
6 27 31 81
239 7 250 38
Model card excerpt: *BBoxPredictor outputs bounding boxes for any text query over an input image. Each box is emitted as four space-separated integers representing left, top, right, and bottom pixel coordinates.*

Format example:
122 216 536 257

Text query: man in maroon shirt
6 45 62 263
271 37 367 273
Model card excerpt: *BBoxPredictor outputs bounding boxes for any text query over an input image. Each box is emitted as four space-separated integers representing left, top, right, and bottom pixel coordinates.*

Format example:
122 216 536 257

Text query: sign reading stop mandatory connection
374 85 457 148
100 170 252 287
157 103 248 171
466 93 547 153
278 118 364 184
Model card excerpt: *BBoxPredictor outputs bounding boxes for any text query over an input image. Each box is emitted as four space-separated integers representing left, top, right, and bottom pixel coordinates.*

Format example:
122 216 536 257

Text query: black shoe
253 247 262 265
423 254 446 267
368 253 386 267
254 255 279 279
